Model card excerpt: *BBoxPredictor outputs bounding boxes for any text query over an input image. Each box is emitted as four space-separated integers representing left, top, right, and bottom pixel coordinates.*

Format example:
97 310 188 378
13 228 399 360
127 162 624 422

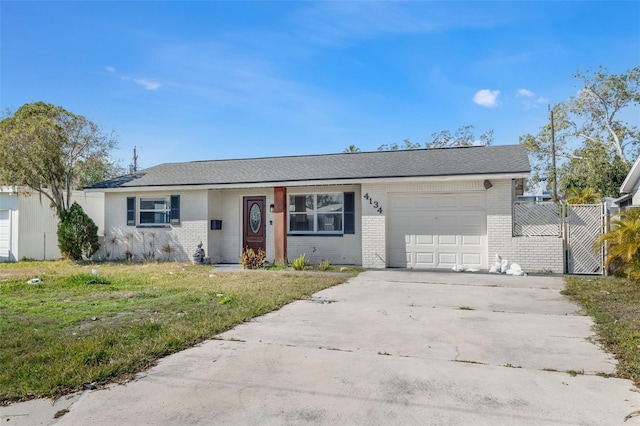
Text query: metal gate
564 203 608 275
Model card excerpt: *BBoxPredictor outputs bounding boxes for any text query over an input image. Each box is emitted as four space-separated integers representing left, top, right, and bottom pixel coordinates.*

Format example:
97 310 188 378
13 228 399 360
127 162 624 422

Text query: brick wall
361 183 387 268
102 178 564 272
104 190 208 262
486 180 564 273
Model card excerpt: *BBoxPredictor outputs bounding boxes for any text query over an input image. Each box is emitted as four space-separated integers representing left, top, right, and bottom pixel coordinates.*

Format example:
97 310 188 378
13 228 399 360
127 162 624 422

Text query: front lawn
0 260 358 403
563 276 640 386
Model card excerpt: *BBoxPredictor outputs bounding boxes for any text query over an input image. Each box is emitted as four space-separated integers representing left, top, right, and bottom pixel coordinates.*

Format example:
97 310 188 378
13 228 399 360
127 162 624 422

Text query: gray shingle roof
89 144 530 189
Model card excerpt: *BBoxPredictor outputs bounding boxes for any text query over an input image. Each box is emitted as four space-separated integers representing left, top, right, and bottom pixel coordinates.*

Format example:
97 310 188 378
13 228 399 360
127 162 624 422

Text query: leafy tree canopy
377 125 493 151
0 102 122 217
520 66 639 198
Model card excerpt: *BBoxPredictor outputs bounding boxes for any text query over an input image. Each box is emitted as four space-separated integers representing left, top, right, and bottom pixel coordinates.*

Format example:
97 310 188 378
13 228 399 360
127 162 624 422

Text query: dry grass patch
0 260 358 403
563 276 640 387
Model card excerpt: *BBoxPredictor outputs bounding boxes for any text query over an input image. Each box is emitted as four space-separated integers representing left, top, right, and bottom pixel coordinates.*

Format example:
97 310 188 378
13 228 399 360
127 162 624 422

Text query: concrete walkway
2 271 639 425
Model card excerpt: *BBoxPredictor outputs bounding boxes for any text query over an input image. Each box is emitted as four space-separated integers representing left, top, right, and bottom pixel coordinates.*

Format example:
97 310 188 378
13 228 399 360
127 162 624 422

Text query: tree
559 140 630 197
377 139 421 151
571 66 640 164
57 202 100 260
565 187 601 204
343 145 361 153
0 102 119 217
520 67 640 198
377 125 493 151
425 125 494 149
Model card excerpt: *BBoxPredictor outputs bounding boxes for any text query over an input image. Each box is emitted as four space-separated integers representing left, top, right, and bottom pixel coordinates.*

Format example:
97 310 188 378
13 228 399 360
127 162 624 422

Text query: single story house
87 145 564 272
616 155 640 209
0 187 104 262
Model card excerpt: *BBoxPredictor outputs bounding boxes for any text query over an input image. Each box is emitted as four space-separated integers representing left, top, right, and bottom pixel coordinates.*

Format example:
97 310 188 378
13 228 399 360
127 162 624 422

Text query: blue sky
2 1 639 170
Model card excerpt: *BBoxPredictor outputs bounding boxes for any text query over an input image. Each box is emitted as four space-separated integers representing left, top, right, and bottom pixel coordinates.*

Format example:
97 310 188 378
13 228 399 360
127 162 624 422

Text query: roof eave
620 157 640 194
86 171 530 193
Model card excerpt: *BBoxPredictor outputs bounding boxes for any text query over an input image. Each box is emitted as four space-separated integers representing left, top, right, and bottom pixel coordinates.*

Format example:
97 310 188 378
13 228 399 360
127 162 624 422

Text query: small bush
241 247 266 269
317 260 331 271
596 208 640 281
292 254 307 271
57 202 99 261
63 273 111 286
162 243 174 261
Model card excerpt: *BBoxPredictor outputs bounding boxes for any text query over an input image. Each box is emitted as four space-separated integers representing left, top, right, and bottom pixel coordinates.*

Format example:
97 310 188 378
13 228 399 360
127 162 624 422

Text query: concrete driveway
3 270 640 425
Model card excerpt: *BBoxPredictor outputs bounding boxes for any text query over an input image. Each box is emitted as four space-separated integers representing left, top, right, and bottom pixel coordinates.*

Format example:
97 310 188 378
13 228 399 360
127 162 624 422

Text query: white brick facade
486 180 564 273
361 183 387 268
104 190 208 262
102 178 564 272
361 179 564 272
105 185 361 266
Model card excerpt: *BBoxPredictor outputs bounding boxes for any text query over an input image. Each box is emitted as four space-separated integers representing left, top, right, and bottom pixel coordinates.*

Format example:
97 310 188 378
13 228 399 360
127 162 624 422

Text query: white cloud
117 75 161 91
133 79 161 91
473 89 500 107
105 66 116 73
516 88 534 97
515 88 548 109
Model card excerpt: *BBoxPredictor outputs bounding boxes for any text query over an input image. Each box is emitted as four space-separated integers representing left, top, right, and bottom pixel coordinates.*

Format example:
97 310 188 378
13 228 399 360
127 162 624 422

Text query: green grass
563 276 640 386
0 260 358 403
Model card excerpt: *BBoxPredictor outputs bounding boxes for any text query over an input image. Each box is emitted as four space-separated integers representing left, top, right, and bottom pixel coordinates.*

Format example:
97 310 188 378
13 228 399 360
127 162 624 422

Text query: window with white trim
289 193 343 234
139 198 170 225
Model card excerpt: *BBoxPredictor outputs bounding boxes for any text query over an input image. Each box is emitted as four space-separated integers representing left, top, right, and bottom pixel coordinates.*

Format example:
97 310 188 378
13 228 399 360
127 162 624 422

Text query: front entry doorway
243 196 266 253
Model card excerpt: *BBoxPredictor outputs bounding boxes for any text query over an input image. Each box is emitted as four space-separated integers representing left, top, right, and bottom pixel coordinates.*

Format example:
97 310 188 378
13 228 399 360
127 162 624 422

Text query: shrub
292 253 307 271
162 243 174 261
317 260 331 271
57 202 99 261
241 247 266 269
595 208 640 281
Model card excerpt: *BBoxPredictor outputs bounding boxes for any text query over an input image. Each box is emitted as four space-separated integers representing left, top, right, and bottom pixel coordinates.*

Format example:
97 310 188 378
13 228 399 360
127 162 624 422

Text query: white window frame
288 193 344 235
139 197 170 226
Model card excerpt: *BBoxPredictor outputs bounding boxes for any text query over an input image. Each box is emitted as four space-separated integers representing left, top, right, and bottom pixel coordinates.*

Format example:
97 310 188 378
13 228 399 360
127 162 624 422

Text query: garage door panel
438 252 458 265
462 235 482 245
415 235 434 245
388 192 487 269
437 196 457 209
460 193 485 209
438 235 457 245
416 252 435 265
437 215 459 229
392 197 414 210
462 253 482 265
414 196 436 209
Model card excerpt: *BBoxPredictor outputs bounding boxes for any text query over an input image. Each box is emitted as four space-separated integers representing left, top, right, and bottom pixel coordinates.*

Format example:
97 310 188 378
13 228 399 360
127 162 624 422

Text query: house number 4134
363 193 383 214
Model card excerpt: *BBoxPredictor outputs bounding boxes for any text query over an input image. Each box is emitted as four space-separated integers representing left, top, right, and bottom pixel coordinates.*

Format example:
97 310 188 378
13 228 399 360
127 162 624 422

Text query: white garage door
0 210 10 261
388 192 487 269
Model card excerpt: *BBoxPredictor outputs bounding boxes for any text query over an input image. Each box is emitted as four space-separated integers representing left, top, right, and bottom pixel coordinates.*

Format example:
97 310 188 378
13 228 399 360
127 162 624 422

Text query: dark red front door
243 196 266 253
